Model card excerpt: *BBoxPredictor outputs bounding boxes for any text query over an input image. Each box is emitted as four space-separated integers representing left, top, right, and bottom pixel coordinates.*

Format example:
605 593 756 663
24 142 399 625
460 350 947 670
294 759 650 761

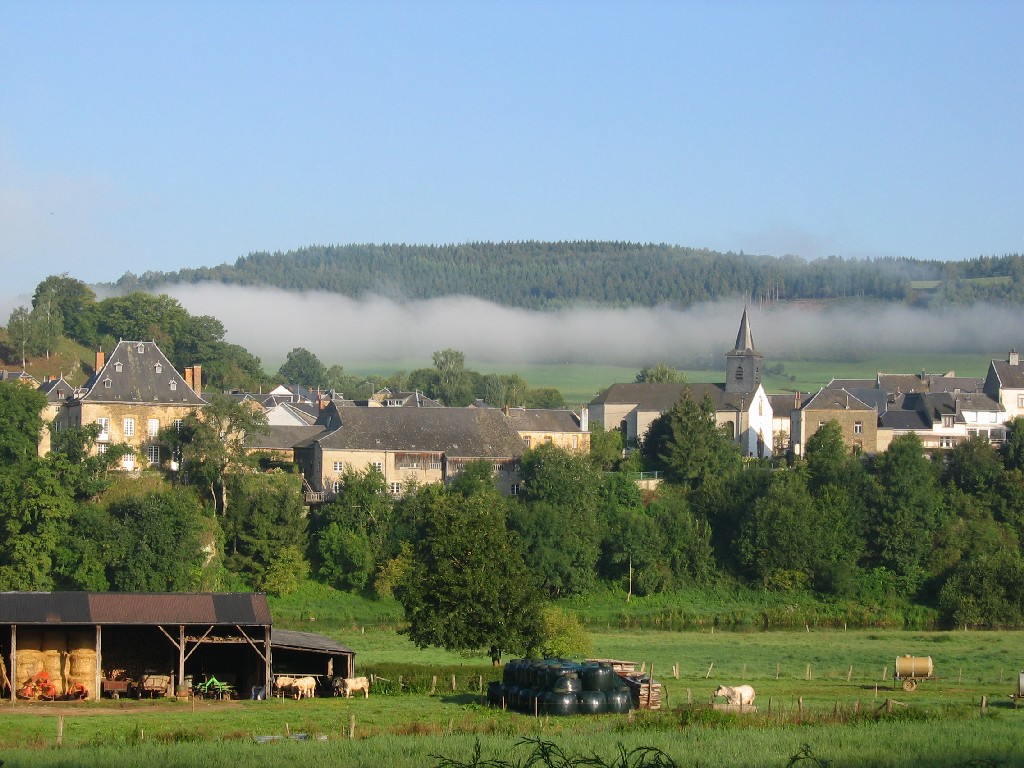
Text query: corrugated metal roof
0 592 271 625
271 628 355 655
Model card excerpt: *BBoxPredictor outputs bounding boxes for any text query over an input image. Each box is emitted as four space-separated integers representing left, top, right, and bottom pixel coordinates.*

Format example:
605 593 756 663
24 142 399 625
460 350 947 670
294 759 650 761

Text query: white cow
273 676 297 698
293 676 317 699
333 676 370 698
713 684 756 706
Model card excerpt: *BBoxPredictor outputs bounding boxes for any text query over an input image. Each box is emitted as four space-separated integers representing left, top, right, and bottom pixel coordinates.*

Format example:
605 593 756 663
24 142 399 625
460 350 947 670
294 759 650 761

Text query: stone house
792 388 879 456
61 342 205 469
294 403 528 500
501 405 590 454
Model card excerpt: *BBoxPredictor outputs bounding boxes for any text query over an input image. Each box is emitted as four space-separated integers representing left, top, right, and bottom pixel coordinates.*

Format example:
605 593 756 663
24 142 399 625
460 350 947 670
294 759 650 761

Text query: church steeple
725 307 762 395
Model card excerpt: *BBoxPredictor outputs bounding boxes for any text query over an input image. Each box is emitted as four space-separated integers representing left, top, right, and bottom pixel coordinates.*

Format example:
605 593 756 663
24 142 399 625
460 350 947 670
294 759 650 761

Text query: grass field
346 352 995 407
4 626 1023 767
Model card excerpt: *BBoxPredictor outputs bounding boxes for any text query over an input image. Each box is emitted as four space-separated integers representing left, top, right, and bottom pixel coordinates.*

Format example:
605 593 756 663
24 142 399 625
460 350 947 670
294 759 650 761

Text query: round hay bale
16 650 43 686
69 649 97 679
42 650 65 693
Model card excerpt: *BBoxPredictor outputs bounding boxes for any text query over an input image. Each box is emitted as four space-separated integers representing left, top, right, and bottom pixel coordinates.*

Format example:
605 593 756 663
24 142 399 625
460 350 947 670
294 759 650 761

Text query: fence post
57 715 64 747
881 666 888 683
349 713 356 739
847 665 854 682
705 662 714 679
451 674 456 692
431 676 437 694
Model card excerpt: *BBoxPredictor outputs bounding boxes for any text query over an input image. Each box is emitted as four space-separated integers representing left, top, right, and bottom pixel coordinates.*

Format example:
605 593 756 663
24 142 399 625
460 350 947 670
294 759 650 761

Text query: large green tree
394 483 543 665
310 467 394 593
278 347 329 388
641 391 741 490
163 394 269 516
224 472 309 595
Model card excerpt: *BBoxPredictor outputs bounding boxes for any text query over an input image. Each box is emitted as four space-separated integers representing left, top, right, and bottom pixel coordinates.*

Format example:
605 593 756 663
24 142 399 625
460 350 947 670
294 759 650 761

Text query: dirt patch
0 698 245 716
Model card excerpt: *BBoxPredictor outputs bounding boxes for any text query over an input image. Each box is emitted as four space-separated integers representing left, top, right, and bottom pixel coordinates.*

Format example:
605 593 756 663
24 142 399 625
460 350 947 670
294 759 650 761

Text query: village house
791 387 880 456
294 402 528 501
500 405 590 454
588 309 774 458
59 342 205 469
984 349 1024 421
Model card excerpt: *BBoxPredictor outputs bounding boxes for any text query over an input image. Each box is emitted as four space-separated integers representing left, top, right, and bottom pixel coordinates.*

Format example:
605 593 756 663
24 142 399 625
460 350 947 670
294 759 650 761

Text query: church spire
725 306 762 395
733 305 757 353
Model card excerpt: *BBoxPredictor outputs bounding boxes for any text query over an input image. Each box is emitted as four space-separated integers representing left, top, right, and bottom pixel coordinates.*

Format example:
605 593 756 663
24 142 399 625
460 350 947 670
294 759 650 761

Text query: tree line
110 242 1024 309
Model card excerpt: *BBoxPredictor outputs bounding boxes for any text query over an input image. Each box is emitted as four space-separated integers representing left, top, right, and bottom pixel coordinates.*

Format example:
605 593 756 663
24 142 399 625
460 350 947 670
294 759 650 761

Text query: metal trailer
893 655 935 692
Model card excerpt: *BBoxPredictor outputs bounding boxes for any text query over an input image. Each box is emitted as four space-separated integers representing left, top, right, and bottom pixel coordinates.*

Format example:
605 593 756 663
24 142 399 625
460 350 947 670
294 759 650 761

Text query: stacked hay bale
491 659 633 716
15 629 45 694
67 629 97 698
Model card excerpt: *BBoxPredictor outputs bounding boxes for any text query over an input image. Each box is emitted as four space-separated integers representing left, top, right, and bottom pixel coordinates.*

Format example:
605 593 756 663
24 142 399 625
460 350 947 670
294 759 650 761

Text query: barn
0 592 355 701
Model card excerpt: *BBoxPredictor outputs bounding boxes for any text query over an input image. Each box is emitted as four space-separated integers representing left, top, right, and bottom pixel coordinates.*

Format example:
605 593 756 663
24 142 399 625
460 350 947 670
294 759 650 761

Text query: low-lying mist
162 284 1024 370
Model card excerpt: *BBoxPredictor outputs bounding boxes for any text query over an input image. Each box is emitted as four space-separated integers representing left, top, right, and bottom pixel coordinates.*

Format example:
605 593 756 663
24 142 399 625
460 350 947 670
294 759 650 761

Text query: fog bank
163 284 1024 370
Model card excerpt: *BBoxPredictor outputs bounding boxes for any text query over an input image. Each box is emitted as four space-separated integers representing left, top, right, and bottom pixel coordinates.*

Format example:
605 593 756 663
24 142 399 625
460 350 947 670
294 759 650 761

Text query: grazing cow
293 676 317 699
713 684 756 706
333 676 370 698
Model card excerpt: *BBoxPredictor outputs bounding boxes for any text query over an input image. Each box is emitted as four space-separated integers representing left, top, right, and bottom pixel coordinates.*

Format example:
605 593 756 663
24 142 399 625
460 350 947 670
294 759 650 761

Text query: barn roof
0 592 271 626
271 628 355 655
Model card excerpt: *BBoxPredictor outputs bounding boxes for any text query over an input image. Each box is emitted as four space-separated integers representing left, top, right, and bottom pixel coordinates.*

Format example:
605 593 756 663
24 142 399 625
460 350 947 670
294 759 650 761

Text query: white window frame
123 418 135 437
333 461 345 472
148 418 160 437
854 421 863 435
97 417 110 438
146 445 160 464
389 482 402 495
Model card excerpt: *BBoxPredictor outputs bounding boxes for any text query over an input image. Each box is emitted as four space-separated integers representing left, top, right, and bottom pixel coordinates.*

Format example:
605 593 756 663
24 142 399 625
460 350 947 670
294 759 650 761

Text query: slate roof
730 307 760 355
299 406 527 458
503 407 583 432
590 383 688 410
247 424 326 451
590 382 760 413
271 628 355 655
989 359 1024 389
80 341 204 406
800 388 875 412
0 370 39 386
767 393 803 418
0 592 271 625
38 376 76 402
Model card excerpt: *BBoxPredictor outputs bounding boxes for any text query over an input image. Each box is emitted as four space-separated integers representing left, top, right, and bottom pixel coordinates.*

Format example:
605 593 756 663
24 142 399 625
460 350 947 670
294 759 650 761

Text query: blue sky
2 1 1022 298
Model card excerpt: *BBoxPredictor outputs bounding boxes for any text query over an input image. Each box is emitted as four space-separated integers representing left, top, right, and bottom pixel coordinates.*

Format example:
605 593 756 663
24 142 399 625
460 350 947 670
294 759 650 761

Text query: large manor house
4 310 1021 497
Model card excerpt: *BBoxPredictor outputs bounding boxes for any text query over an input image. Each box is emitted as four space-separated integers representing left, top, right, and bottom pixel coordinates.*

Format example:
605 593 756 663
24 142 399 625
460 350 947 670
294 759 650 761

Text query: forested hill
111 242 1024 309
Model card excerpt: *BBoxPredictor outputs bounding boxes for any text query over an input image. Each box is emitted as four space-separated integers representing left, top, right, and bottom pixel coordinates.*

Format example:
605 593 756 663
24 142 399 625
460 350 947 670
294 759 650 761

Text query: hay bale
42 650 65 694
69 649 97 679
16 650 43 687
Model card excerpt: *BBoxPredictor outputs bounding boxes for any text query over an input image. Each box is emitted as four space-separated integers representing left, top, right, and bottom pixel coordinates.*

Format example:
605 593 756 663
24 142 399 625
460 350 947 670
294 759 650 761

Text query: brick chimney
193 365 202 393
1010 348 1019 367
95 349 105 372
183 366 194 390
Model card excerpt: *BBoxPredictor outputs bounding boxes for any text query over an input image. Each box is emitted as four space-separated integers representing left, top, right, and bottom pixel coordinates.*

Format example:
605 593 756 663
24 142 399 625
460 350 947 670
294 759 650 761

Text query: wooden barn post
178 625 186 690
94 624 102 702
9 624 16 702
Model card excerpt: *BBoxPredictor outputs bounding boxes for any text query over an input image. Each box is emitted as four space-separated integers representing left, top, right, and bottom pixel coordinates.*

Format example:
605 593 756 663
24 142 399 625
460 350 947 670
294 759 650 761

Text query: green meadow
349 353 994 407
3 625 1023 767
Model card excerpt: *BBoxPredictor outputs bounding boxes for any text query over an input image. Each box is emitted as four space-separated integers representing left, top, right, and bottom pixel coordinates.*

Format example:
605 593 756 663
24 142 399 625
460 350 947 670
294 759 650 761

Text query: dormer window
114 362 123 373
169 380 177 391
137 344 145 353
154 363 162 374
104 378 112 388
